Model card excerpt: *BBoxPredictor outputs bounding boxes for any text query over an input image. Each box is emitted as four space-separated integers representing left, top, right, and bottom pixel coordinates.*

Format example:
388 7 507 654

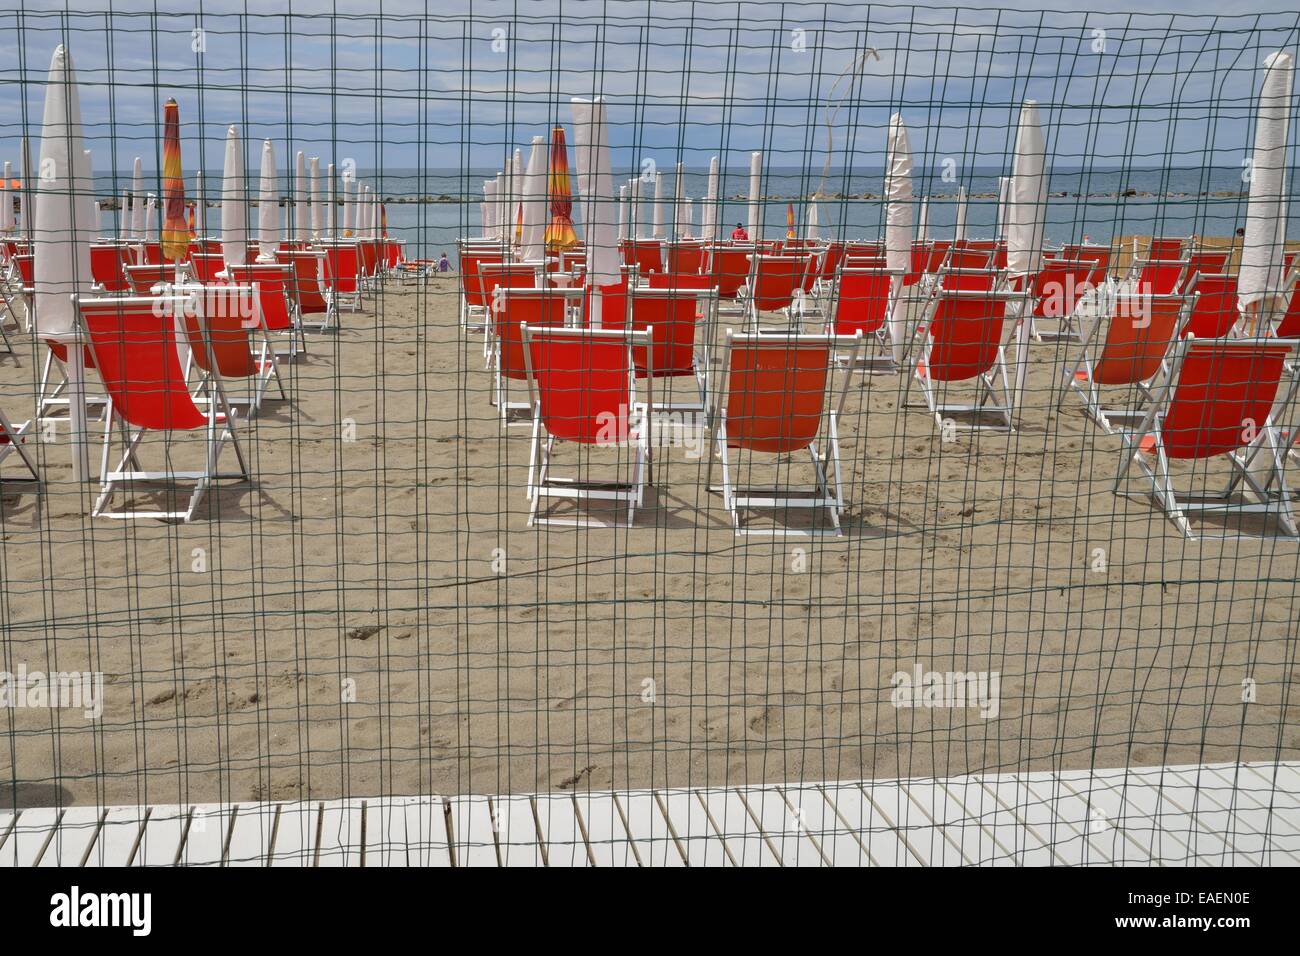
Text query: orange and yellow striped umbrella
786 202 796 240
187 203 196 238
381 203 389 238
160 98 189 262
543 126 579 251
514 202 523 246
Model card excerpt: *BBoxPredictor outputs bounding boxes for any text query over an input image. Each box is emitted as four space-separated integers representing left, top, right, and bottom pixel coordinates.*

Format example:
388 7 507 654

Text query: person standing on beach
438 252 451 273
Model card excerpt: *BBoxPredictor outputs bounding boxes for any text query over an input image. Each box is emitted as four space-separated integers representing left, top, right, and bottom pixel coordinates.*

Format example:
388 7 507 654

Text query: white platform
2 761 1297 866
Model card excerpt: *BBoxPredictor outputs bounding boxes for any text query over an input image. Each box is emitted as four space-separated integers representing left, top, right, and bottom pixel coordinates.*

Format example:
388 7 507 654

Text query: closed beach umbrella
160 98 188 265
703 156 719 241
884 112 914 364
618 183 629 240
805 199 821 241
34 43 95 338
1008 100 1048 414
1239 52 1294 326
543 126 579 252
294 151 308 242
495 171 506 239
520 134 547 262
572 96 620 324
221 125 247 268
326 162 336 236
916 197 929 243
310 157 322 238
673 161 685 238
194 169 206 238
954 186 968 242
786 202 796 240
1 161 13 232
343 176 356 237
652 170 665 240
747 150 762 239
130 156 145 240
144 195 157 244
258 139 279 260
482 178 496 238
681 198 694 238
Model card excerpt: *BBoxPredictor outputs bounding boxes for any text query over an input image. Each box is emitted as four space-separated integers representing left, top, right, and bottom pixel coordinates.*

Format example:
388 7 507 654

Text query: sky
0 1 1296 190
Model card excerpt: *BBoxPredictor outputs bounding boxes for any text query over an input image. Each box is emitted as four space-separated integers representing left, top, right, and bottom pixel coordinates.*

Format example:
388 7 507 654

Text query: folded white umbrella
1008 100 1048 415
0 161 13 232
1239 51 1294 324
479 201 489 234
495 171 506 239
34 43 95 338
510 147 523 243
34 45 97 481
884 113 915 365
481 179 495 237
258 139 280 259
996 176 1011 240
673 161 685 238
356 183 367 237
703 156 719 241
340 175 353 236
618 183 628 240
746 151 762 239
326 162 336 237
130 155 145 240
310 157 322 238
195 169 206 237
652 170 665 239
954 185 968 242
629 177 642 240
916 197 929 242
144 195 157 243
294 151 308 242
681 198 694 238
804 199 821 241
221 125 247 268
20 136 33 245
520 135 547 262
571 96 621 306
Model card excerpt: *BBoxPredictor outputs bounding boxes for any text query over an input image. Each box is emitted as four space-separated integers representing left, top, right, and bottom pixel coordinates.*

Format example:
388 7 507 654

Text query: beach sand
1 240 1298 810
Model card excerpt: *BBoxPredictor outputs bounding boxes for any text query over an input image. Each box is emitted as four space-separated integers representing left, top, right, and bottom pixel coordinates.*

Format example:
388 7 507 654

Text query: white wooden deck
2 761 1297 866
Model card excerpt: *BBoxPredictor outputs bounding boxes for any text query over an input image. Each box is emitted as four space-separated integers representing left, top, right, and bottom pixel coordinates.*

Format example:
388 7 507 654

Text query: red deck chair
1146 237 1188 261
825 265 897 369
907 289 1028 432
1277 273 1300 338
627 286 719 411
276 250 334 331
181 283 286 417
938 267 1002 292
520 325 653 527
90 245 131 292
1130 258 1188 296
923 241 952 275
1061 292 1190 433
1029 257 1099 342
225 262 305 359
189 253 227 285
357 241 381 289
581 281 629 331
0 399 39 480
945 247 994 271
1 253 35 336
321 243 362 312
1182 249 1230 287
705 329 864 535
621 240 664 276
664 241 705 276
1062 244 1112 281
739 253 815 326
1182 273 1239 338
702 244 758 300
385 240 402 270
124 263 175 294
1115 337 1300 539
458 242 508 331
75 293 249 522
491 286 579 424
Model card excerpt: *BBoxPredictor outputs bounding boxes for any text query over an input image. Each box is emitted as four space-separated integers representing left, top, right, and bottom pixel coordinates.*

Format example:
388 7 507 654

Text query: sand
1 244 1298 810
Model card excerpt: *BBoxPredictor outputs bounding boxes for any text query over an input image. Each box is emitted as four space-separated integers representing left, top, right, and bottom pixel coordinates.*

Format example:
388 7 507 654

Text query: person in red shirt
730 223 749 241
